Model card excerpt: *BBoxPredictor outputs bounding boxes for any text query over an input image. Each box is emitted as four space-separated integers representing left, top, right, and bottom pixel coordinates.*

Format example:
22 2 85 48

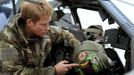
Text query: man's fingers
60 60 80 70
66 63 80 67
61 60 69 64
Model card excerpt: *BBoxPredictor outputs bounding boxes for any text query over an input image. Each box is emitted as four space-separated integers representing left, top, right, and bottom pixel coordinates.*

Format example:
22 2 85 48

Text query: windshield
112 0 134 24
77 9 119 30
0 0 12 30
0 0 20 31
78 0 134 30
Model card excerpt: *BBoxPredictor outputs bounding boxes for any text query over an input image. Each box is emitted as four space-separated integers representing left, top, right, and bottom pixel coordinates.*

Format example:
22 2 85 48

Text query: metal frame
8 0 22 22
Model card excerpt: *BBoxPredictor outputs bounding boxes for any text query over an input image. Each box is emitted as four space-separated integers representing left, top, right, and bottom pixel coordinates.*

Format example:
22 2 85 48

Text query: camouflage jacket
0 15 81 75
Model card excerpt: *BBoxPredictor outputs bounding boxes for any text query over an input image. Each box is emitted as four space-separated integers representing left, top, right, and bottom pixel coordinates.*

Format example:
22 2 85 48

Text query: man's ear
26 19 33 27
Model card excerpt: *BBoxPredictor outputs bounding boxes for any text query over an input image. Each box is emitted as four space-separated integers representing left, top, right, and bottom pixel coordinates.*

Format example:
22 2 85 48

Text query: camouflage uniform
0 15 81 75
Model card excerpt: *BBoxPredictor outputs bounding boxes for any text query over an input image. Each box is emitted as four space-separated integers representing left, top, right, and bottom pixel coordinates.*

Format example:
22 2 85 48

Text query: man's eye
41 24 46 26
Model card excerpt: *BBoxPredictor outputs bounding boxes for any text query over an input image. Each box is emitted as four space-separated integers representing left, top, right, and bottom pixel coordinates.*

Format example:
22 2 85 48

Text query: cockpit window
0 0 21 31
77 9 103 29
0 0 12 30
77 8 119 30
112 0 134 24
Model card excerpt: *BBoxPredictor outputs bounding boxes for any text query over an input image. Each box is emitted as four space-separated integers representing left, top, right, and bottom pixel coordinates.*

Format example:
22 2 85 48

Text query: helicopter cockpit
0 0 134 75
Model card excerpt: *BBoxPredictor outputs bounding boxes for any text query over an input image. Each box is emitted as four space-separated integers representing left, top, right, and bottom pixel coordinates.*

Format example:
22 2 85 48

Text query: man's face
27 15 51 37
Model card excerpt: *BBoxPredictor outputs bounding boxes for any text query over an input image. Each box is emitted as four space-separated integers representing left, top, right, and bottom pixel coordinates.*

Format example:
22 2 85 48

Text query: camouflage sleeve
61 28 81 51
50 26 81 54
0 41 56 75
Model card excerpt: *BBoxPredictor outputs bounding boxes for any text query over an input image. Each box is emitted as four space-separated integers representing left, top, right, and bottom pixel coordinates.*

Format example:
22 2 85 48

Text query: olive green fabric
87 25 103 32
72 40 113 69
0 14 81 75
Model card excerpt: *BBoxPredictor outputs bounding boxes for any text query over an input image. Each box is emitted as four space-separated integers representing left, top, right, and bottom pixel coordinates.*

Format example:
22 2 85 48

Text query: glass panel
0 0 12 30
77 8 119 30
0 0 20 31
112 0 134 24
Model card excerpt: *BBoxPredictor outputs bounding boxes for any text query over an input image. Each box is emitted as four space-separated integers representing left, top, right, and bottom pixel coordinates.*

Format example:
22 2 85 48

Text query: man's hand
54 60 79 75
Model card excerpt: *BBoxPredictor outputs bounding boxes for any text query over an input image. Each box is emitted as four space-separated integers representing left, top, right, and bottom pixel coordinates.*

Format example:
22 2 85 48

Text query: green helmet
72 41 113 74
84 25 103 40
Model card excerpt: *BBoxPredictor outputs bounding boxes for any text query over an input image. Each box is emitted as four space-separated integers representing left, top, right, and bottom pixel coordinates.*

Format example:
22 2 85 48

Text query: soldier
0 0 80 75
